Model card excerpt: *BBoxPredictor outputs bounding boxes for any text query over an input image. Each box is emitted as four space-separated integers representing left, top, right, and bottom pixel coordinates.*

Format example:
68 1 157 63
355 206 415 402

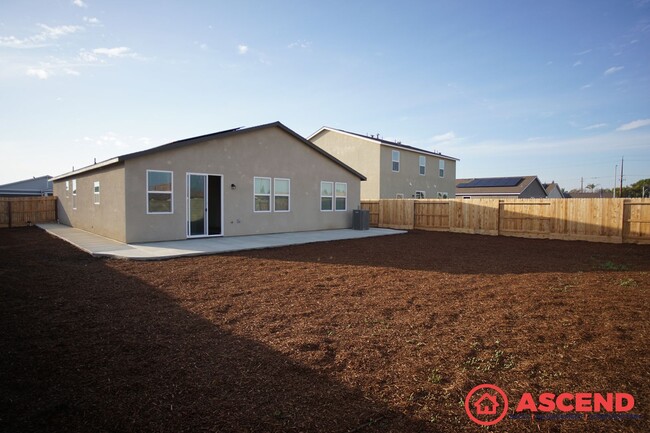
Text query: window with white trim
147 170 173 214
65 180 70 198
392 150 400 172
254 177 271 212
419 156 426 175
72 179 77 209
439 160 445 177
415 191 425 199
321 181 333 211
93 181 100 205
335 182 347 211
437 192 449 199
273 178 290 212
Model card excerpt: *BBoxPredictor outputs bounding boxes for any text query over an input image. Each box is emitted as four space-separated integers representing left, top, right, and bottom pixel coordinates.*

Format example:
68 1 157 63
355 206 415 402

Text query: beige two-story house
309 127 458 200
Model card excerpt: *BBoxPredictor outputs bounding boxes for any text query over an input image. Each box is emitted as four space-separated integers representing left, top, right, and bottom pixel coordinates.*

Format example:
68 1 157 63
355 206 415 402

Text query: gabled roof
456 175 547 196
543 182 564 198
308 126 459 161
52 122 366 181
0 175 53 196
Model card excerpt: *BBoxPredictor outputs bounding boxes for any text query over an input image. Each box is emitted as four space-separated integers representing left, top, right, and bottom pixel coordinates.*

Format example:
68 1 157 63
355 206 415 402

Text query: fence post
7 200 11 228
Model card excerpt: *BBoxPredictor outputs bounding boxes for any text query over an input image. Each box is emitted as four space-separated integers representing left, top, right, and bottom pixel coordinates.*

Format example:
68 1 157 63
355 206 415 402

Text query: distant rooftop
309 126 459 161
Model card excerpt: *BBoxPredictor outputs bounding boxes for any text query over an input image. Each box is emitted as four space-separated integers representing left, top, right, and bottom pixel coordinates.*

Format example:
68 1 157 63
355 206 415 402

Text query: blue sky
1 0 649 191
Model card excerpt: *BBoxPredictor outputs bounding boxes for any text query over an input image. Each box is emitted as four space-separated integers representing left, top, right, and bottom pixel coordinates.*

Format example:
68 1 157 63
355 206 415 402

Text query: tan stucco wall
379 146 457 199
123 127 361 243
53 164 127 242
310 130 380 200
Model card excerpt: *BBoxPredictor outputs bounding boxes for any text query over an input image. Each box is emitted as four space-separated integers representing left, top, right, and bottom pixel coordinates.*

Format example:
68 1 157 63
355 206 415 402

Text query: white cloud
575 49 592 55
288 40 311 49
580 84 592 90
26 68 49 79
64 68 80 76
237 44 249 54
604 66 624 75
573 60 582 67
83 16 100 25
82 133 151 149
93 47 134 58
583 123 607 130
617 118 650 131
431 131 456 143
0 23 83 48
72 0 87 8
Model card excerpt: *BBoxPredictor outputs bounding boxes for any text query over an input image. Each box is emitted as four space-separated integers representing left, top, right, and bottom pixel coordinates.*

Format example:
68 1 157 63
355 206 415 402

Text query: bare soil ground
1 227 649 433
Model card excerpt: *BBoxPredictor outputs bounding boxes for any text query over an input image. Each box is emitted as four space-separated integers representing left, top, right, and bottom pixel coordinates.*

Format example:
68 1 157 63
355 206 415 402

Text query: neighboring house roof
543 182 565 198
567 191 614 198
456 176 546 196
52 122 366 181
0 175 53 196
308 126 459 161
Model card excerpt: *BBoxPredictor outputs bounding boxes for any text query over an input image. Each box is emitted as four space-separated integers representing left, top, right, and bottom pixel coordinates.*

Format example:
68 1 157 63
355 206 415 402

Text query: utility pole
620 156 624 197
613 165 617 198
581 177 584 192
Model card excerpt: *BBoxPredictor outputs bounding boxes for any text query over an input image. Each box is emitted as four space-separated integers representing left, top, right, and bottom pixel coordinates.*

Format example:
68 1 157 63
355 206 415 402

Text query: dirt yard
1 227 648 432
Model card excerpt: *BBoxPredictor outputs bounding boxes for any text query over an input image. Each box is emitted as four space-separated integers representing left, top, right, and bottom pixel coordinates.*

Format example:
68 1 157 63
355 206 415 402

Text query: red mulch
0 227 648 432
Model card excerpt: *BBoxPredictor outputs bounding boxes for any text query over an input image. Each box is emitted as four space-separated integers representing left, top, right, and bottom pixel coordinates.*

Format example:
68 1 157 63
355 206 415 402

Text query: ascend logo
464 384 509 426
464 384 638 426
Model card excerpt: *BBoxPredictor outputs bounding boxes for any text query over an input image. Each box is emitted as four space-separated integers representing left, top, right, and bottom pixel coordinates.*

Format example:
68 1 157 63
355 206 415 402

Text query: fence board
360 200 380 227
361 198 650 245
623 199 650 244
379 199 414 230
0 196 57 228
414 200 450 231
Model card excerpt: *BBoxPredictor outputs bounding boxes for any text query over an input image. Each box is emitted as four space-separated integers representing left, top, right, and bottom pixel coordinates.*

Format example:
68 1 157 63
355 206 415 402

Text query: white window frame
146 170 174 214
72 179 77 209
439 160 445 178
396 193 404 199
253 176 272 213
93 181 100 205
419 156 426 176
320 181 334 211
335 182 347 211
437 192 449 199
392 150 400 172
415 190 425 199
65 180 70 198
273 178 290 212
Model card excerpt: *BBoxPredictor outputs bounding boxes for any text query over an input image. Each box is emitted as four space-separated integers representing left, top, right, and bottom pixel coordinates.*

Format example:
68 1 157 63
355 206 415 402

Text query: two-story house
309 127 458 200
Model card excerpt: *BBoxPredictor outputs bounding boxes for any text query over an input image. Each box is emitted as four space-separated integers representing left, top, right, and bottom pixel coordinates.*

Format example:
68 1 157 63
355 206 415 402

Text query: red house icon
474 393 499 415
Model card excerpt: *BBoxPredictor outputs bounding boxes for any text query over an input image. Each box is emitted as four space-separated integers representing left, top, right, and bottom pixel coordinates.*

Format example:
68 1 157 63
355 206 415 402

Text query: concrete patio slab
37 223 406 260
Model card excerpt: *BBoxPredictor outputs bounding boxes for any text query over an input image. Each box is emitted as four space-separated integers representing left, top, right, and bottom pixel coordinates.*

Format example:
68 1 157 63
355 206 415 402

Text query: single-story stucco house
51 122 365 243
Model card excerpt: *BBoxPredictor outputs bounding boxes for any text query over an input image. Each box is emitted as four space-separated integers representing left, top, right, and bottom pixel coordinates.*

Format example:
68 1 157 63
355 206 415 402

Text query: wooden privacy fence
0 196 57 228
360 198 650 244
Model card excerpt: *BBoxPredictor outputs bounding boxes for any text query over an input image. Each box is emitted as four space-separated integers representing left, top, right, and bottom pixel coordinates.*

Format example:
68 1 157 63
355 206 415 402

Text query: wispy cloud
81 133 151 149
26 68 49 79
617 118 650 131
288 40 311 49
580 84 592 90
575 49 593 56
72 0 87 8
83 16 101 25
604 66 624 75
237 44 249 55
77 47 140 62
573 60 582 67
583 123 607 130
431 131 456 143
0 23 83 48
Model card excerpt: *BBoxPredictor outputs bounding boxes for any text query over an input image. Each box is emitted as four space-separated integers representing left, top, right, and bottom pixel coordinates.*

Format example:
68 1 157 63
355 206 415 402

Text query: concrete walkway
37 223 406 260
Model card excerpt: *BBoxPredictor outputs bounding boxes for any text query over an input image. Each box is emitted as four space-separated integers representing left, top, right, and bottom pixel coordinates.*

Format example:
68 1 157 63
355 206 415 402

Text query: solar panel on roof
457 177 524 188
